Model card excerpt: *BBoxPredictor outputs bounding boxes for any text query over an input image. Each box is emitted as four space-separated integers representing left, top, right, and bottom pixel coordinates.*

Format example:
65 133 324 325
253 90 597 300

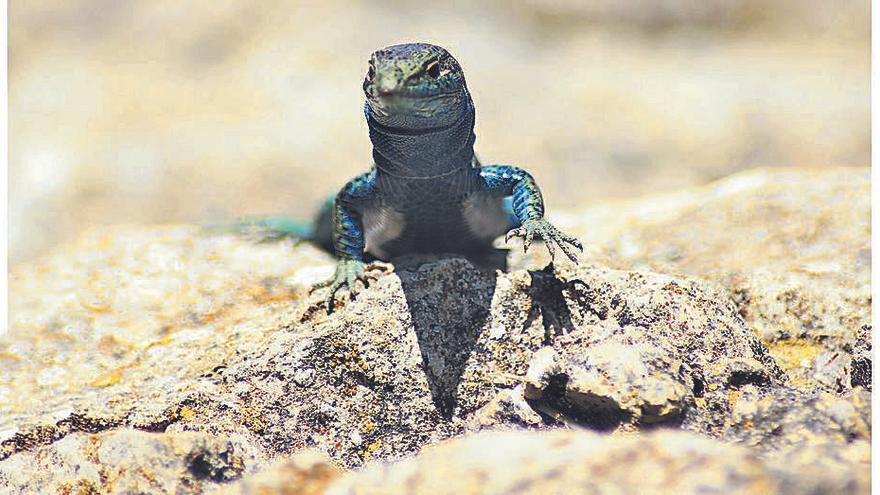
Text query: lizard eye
426 61 440 78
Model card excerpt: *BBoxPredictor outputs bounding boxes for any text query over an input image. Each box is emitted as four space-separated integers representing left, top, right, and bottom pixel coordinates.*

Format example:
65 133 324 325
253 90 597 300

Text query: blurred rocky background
9 0 870 263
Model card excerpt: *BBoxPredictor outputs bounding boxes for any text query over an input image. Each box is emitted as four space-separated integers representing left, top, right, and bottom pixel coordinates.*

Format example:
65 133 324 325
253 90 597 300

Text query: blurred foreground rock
321 429 867 495
1 168 869 493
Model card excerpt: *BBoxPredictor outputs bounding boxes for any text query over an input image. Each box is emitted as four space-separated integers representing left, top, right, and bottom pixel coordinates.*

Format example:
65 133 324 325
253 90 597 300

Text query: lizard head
363 43 468 128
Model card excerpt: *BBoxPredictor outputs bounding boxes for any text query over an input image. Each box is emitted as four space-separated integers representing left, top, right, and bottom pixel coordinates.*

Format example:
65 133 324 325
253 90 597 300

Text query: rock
0 429 254 494
726 387 871 454
722 387 872 494
523 331 690 426
2 226 331 459
850 324 872 389
558 167 870 392
323 428 867 495
180 257 785 467
3 227 793 490
216 450 341 495
1 168 870 493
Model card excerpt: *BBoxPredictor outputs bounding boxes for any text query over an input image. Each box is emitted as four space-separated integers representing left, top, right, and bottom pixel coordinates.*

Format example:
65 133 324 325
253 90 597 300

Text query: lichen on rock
0 168 870 494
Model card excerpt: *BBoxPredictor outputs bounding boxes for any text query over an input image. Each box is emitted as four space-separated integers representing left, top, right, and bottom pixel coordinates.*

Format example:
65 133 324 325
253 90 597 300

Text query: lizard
238 43 582 309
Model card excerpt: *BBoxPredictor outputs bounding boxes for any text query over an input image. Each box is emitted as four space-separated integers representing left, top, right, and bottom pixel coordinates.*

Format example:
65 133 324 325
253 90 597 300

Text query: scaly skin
313 43 582 310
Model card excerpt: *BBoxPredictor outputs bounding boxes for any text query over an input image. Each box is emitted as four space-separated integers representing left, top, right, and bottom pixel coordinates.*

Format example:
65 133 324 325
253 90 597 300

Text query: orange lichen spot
662 281 686 295
0 351 23 363
246 281 299 304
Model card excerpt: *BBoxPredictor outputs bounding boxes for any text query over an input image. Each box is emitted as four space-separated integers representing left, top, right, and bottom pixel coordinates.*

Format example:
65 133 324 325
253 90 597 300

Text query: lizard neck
366 95 476 180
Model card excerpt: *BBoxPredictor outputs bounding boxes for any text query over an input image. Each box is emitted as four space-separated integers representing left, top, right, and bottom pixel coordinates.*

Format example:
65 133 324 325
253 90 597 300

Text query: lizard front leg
311 171 385 310
480 165 582 262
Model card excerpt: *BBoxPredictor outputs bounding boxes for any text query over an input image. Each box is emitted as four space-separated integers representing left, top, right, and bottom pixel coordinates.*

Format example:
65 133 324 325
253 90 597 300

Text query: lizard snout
375 75 401 96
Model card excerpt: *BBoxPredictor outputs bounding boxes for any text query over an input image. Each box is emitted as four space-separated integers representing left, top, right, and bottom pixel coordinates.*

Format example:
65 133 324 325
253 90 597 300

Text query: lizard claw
310 260 391 312
504 228 518 245
504 219 583 264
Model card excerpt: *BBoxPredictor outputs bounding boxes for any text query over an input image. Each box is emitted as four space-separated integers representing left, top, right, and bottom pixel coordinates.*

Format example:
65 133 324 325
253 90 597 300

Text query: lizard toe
559 241 580 263
544 236 557 261
505 227 523 245
310 278 333 293
524 228 538 253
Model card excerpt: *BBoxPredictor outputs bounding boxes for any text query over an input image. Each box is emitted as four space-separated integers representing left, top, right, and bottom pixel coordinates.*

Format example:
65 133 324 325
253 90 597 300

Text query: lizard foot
310 260 390 312
505 219 583 263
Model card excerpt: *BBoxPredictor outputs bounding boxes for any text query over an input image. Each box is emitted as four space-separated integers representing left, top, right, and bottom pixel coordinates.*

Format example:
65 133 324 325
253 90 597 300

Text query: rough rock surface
1 168 870 493
0 429 254 494
558 167 871 392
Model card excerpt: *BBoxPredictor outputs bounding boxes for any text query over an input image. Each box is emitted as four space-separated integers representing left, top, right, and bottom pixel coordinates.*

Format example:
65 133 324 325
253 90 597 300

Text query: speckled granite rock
0 429 254 494
1 168 870 493
559 167 870 392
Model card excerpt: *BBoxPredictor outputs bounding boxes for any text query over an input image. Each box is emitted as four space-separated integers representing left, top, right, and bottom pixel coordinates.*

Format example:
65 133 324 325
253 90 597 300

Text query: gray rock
0 429 254 494
214 450 340 495
1 168 870 493
561 167 871 393
323 428 867 495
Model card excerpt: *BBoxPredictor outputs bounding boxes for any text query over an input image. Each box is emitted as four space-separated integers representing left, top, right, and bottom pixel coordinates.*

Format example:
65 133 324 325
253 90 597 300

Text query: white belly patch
363 207 405 259
462 194 510 242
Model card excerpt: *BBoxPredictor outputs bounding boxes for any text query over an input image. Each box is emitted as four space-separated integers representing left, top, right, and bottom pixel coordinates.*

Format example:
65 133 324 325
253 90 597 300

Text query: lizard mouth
365 84 462 101
366 91 465 118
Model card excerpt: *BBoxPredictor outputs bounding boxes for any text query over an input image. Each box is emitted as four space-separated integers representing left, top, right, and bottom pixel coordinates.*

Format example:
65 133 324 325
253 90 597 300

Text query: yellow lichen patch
240 407 268 434
90 369 123 388
58 479 101 495
765 339 824 373
179 406 196 421
727 389 743 410
361 439 382 460
144 334 175 350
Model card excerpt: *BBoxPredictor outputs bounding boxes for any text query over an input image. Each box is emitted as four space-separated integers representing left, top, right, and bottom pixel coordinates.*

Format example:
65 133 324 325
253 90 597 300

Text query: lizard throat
367 96 476 180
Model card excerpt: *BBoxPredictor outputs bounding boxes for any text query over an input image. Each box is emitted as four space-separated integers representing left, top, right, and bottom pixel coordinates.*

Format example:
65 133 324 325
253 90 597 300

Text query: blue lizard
241 43 582 308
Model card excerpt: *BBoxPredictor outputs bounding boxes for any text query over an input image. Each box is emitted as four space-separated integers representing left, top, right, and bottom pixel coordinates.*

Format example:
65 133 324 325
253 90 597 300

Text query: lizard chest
363 174 508 258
